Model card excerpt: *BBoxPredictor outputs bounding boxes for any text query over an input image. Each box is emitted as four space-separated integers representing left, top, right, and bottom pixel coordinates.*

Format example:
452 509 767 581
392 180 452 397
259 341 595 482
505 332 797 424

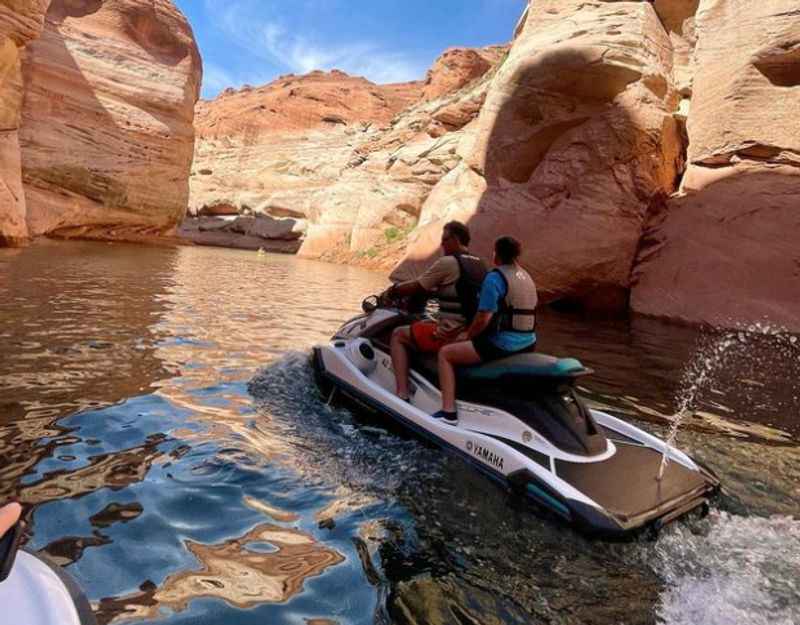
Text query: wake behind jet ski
312 296 721 538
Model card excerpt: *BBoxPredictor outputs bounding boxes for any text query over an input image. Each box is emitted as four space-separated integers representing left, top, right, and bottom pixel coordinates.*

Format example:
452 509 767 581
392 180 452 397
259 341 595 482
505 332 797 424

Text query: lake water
1 240 798 625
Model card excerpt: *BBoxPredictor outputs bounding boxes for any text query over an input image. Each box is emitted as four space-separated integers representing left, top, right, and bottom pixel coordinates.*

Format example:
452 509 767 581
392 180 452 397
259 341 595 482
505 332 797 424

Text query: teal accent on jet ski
526 483 571 518
461 353 589 381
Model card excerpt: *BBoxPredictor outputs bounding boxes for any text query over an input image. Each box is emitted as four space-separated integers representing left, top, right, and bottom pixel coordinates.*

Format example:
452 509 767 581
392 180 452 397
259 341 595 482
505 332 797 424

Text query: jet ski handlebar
366 288 430 315
364 288 413 312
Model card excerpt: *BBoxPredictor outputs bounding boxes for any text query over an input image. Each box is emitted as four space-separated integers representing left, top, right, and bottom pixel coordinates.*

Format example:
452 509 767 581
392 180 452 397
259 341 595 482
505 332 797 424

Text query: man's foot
396 382 417 403
432 410 458 425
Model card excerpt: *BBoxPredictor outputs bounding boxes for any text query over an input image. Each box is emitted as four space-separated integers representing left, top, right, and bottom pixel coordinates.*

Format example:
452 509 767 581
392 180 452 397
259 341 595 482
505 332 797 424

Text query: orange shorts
411 320 449 353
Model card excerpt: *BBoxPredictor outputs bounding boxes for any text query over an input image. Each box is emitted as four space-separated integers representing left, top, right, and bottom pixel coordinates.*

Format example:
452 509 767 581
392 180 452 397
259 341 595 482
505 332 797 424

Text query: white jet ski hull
312 333 720 537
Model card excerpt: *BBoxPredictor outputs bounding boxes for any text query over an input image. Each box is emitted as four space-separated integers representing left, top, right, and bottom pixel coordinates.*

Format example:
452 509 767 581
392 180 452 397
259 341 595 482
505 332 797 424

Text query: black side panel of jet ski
463 386 607 457
555 445 710 523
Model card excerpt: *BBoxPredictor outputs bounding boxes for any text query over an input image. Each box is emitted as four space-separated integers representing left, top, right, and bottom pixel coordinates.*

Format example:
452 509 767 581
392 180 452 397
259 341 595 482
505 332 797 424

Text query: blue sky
174 0 527 99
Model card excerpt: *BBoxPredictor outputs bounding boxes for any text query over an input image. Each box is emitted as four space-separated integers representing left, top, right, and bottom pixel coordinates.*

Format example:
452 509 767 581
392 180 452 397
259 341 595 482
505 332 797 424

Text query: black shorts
472 333 530 362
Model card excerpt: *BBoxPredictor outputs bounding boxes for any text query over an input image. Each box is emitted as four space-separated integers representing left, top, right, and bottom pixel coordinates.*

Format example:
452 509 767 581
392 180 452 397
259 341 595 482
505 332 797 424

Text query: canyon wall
0 0 202 245
0 0 48 245
632 0 800 329
390 0 799 328
20 0 202 240
188 47 507 258
394 0 684 312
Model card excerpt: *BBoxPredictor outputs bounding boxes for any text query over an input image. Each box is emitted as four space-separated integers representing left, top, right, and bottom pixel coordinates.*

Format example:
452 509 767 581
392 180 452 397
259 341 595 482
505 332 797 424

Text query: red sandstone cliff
394 0 683 312
392 0 800 330
0 0 201 246
631 0 800 330
0 0 48 246
20 0 202 241
187 46 506 255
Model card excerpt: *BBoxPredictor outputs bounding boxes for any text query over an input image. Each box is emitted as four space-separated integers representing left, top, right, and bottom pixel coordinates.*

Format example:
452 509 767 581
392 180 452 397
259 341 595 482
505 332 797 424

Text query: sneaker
432 410 458 425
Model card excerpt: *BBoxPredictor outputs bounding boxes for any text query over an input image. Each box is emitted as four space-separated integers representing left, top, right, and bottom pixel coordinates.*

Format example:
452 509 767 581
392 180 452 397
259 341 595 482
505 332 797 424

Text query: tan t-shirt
417 256 465 337
418 256 459 292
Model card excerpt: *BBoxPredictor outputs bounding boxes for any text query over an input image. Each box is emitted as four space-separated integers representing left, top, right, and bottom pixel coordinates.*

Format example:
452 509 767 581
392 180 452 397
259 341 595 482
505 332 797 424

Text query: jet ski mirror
362 295 380 313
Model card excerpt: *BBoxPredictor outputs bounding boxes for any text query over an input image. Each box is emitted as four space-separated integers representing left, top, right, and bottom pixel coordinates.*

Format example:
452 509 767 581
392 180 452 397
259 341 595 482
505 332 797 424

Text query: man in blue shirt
433 236 538 425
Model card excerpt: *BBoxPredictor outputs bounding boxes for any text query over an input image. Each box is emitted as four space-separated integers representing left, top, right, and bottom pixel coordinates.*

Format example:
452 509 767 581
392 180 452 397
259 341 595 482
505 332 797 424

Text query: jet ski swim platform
312 306 721 538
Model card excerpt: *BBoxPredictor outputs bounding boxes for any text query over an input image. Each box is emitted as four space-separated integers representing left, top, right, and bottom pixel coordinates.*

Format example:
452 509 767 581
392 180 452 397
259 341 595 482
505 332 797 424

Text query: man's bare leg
438 341 482 413
390 326 412 400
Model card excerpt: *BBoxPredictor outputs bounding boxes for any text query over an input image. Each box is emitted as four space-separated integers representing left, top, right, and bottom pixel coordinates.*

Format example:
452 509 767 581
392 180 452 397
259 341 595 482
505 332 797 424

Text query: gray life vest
493 264 538 333
437 253 488 323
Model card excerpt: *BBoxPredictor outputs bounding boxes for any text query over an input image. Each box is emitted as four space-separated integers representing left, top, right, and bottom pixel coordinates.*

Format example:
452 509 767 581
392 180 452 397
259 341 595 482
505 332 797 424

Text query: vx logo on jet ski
466 441 504 471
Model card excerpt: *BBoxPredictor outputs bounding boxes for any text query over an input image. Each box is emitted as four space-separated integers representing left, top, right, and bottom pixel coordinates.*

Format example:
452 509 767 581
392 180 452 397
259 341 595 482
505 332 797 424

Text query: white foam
654 512 800 625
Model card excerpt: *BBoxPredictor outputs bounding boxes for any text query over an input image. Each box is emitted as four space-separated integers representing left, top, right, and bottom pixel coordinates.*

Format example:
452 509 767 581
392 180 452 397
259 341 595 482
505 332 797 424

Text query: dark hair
495 236 522 265
443 221 470 246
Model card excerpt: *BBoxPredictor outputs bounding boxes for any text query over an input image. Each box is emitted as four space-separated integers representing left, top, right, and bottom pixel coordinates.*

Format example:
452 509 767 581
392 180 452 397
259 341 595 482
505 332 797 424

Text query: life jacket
492 264 538 333
437 253 488 323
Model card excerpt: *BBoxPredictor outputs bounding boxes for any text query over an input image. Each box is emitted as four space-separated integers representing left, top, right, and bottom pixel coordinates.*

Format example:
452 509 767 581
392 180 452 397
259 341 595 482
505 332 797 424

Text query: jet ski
312 296 721 538
0 520 97 625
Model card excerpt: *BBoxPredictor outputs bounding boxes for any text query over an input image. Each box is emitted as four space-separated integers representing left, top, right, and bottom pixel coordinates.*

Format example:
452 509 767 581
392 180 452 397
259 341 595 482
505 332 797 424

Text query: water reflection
0 241 176 505
99 523 344 623
0 240 798 625
1 241 387 625
536 310 800 442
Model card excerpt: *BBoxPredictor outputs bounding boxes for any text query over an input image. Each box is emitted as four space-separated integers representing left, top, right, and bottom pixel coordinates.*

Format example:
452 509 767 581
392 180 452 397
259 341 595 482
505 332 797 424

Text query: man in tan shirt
382 221 487 401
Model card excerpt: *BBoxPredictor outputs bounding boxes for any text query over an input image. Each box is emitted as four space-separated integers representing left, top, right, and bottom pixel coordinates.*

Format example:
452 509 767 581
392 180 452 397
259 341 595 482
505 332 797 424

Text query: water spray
658 321 800 481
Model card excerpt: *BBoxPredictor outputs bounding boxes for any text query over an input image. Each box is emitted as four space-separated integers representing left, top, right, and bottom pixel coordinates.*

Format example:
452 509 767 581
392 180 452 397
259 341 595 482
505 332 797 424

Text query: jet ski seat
461 353 591 381
410 351 592 388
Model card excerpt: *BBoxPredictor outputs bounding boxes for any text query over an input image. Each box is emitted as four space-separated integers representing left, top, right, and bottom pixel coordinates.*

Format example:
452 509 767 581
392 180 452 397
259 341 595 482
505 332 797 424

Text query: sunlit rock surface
188 48 505 259
632 0 800 330
420 46 507 101
18 0 201 241
394 0 683 311
0 0 48 246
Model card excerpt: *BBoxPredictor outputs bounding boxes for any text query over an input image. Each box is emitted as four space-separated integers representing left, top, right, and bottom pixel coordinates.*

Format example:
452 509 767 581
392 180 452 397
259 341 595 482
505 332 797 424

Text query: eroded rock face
394 0 683 311
186 0 798 328
0 0 48 246
297 83 493 262
177 214 305 253
19 0 201 240
189 47 504 260
632 0 800 330
190 70 423 227
420 46 506 101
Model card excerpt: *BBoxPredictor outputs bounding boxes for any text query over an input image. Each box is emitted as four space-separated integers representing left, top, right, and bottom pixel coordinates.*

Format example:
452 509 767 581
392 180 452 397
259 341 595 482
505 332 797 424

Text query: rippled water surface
1 240 798 625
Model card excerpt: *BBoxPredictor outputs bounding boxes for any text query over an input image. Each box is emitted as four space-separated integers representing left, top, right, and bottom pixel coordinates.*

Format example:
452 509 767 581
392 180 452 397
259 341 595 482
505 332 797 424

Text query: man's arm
387 280 426 299
463 311 494 339
458 272 502 340
383 257 453 302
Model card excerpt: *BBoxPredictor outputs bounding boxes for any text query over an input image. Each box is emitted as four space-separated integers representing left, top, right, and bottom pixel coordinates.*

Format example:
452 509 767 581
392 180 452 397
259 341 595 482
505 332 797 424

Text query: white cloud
202 0 427 90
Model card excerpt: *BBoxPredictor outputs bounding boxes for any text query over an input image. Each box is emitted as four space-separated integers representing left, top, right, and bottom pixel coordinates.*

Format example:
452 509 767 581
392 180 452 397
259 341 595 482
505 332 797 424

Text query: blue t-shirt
477 271 536 352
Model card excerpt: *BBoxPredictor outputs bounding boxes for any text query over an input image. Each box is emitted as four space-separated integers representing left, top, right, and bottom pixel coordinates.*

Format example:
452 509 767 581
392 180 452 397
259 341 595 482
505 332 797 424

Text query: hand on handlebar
378 283 405 308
